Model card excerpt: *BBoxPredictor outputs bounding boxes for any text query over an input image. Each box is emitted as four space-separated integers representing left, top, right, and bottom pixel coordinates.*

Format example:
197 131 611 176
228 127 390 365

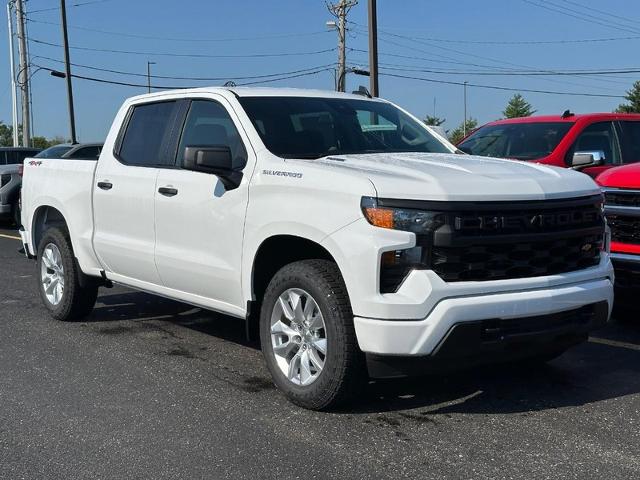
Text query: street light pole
6 3 19 147
367 0 379 97
147 61 156 94
60 0 77 144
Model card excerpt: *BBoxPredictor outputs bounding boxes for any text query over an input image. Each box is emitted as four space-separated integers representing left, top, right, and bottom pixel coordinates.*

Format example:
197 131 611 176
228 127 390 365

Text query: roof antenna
223 81 237 87
561 109 574 119
352 85 372 98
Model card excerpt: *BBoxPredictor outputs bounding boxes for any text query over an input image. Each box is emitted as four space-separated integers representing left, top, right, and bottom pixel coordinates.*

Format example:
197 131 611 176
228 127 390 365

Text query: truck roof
485 112 640 126
127 86 384 103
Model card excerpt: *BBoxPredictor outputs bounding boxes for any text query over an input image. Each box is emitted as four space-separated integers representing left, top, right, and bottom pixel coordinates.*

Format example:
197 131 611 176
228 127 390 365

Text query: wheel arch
246 234 343 341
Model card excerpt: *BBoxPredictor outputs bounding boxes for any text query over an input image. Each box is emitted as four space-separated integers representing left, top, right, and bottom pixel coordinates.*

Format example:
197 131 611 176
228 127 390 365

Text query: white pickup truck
20 87 614 410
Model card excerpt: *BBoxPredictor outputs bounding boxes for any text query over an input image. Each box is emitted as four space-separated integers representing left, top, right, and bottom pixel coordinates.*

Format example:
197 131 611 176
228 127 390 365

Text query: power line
31 37 336 58
26 18 331 43
521 0 640 35
349 23 633 89
378 71 626 98
27 0 114 15
33 55 337 81
377 64 640 77
33 64 335 89
555 0 640 26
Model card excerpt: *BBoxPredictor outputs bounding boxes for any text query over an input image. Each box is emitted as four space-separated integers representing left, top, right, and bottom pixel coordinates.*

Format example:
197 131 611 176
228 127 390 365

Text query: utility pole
15 0 30 147
147 61 156 94
328 0 357 92
367 0 378 97
60 0 77 144
7 3 19 147
463 81 468 137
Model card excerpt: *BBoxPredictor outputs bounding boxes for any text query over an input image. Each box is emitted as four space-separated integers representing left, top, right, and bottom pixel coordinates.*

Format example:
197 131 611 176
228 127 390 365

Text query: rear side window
67 146 102 160
618 121 640 164
118 101 176 166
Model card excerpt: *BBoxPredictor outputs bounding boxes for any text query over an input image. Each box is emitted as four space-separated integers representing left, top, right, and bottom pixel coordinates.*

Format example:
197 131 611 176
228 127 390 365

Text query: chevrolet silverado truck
20 87 614 410
597 163 640 306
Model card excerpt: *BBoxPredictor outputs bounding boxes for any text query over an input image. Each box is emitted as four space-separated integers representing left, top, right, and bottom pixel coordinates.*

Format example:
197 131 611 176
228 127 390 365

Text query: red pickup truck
458 113 640 178
597 163 640 305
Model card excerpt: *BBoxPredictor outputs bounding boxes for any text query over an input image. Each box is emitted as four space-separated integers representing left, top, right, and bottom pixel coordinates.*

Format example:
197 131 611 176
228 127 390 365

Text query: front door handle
97 181 113 190
158 187 178 197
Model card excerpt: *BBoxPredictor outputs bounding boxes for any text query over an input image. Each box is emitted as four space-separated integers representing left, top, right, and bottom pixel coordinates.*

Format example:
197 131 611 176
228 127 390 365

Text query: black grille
604 190 640 208
430 234 601 282
424 195 604 282
614 263 640 290
608 215 640 245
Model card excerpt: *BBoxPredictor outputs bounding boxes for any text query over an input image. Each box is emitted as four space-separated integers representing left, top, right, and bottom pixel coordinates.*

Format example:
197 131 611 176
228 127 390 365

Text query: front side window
618 121 640 164
569 122 620 165
238 96 450 159
177 100 247 169
119 101 176 167
458 122 573 160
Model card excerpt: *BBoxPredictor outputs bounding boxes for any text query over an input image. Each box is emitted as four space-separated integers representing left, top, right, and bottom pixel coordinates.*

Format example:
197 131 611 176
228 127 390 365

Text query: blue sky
1 0 639 141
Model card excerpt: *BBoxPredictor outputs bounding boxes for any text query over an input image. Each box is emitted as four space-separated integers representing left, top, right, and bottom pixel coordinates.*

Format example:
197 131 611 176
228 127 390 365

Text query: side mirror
571 150 605 168
183 145 242 190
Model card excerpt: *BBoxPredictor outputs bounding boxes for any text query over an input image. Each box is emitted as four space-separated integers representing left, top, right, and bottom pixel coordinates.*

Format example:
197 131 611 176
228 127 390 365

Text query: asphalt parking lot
1 225 639 479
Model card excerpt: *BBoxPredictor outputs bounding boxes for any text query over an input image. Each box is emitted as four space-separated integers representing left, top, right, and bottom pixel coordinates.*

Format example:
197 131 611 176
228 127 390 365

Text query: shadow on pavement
91 289 640 415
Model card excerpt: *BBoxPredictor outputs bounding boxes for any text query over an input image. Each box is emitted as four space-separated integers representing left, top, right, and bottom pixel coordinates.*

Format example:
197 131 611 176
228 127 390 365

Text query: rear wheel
36 227 98 321
260 260 366 410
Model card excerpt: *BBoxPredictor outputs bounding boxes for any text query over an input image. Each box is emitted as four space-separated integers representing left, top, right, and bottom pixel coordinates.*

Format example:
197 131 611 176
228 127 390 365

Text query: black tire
260 259 366 410
36 227 99 321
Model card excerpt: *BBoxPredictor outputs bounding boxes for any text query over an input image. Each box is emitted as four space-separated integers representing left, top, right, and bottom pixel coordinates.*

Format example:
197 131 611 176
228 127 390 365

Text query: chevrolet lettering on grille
454 210 600 232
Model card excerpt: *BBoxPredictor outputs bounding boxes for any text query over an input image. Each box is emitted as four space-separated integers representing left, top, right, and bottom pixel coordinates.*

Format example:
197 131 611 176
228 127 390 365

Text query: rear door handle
158 187 178 197
97 181 113 190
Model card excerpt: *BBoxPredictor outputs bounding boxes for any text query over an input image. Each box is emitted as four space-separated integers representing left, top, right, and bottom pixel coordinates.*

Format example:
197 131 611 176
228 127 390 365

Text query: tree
423 115 446 126
502 94 536 118
615 81 640 113
32 135 68 149
449 118 478 145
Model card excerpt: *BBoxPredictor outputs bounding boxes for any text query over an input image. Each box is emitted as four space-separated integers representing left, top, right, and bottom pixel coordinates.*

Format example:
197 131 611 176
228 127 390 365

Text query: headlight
361 197 445 293
360 197 445 233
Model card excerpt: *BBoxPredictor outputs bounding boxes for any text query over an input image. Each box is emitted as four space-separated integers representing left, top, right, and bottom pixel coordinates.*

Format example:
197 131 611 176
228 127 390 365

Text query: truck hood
312 152 600 201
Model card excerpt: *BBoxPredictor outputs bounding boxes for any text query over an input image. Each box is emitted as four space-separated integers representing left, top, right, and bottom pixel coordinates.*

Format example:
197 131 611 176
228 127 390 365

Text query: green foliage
423 115 446 126
502 94 536 119
615 81 640 113
0 121 67 148
449 118 478 145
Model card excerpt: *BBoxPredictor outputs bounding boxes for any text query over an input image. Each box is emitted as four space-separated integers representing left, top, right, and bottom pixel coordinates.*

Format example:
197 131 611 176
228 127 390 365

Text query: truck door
617 120 640 165
154 98 252 313
93 100 181 286
568 121 622 178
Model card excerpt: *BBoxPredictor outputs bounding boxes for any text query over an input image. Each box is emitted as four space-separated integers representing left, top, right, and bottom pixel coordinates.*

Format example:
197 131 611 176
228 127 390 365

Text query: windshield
35 145 72 158
458 122 573 160
238 96 451 159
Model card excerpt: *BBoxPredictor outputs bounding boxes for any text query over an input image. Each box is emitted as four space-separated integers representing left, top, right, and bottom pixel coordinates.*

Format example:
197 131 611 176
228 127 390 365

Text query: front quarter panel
242 153 376 304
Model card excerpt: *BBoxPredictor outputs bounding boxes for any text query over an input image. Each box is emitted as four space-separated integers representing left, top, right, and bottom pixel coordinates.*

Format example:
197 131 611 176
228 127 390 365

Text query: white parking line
589 337 640 351
0 233 21 241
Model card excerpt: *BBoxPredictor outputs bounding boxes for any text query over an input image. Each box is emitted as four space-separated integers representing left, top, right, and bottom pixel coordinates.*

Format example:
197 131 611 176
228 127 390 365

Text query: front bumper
354 276 613 357
611 252 640 303
367 301 608 378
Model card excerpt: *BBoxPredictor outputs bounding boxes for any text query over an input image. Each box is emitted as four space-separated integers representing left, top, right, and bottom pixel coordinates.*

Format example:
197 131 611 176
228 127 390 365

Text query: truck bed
21 157 101 275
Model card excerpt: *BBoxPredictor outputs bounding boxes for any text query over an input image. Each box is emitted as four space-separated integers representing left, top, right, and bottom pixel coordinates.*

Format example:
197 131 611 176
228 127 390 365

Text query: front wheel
36 227 98 321
260 259 366 410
